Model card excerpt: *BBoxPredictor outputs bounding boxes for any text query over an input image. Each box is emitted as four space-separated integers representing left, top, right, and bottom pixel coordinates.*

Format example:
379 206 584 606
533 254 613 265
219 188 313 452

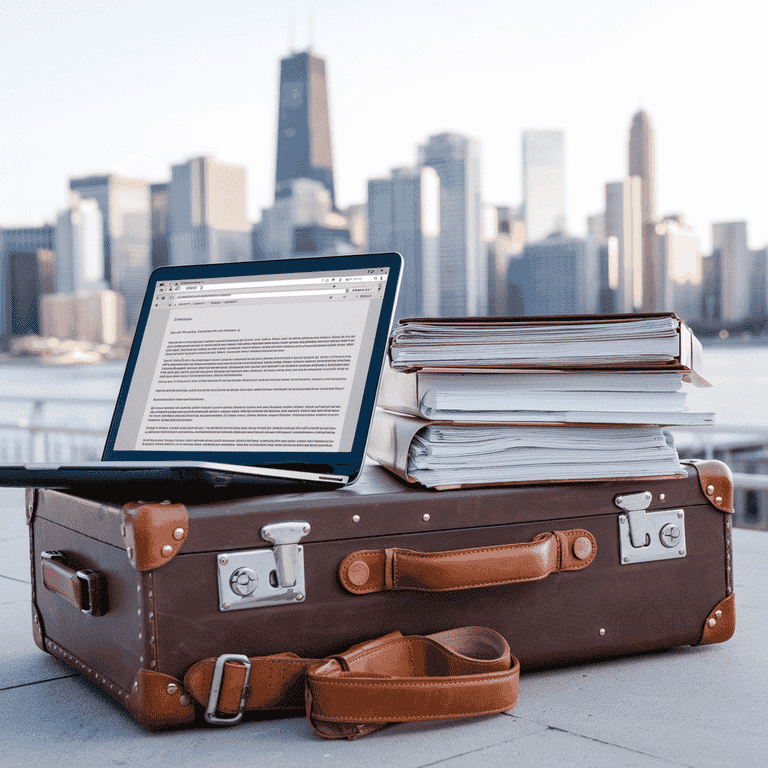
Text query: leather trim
25 487 37 525
127 669 196 729
121 502 189 571
46 638 133 707
339 529 597 594
725 514 734 595
138 571 159 672
31 603 45 652
696 593 736 646
683 460 734 513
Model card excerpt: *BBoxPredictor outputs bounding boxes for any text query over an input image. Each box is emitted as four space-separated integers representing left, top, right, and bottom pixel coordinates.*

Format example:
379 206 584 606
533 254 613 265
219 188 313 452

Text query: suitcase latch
615 492 687 565
216 521 310 611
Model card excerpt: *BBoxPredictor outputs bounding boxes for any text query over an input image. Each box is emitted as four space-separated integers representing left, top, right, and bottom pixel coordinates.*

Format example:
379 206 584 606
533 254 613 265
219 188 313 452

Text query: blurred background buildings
1 47 766 360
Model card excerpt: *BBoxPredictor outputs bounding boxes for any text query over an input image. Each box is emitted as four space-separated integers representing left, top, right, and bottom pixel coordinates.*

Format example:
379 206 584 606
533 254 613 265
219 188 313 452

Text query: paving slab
431 726 687 768
0 677 545 768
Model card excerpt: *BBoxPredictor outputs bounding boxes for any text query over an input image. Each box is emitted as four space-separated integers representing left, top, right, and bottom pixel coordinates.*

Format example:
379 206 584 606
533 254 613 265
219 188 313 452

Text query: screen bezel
102 252 402 481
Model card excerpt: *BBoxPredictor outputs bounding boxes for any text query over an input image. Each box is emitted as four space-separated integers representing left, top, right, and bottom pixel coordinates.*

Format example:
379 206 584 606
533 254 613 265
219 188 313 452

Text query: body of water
0 345 765 453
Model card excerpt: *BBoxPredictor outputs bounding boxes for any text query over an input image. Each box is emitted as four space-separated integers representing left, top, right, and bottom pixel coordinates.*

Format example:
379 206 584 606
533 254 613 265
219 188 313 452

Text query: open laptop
1 252 402 490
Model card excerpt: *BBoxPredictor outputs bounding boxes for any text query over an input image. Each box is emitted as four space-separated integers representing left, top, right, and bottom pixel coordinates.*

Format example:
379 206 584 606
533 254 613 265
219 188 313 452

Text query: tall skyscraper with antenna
628 109 658 310
274 50 336 209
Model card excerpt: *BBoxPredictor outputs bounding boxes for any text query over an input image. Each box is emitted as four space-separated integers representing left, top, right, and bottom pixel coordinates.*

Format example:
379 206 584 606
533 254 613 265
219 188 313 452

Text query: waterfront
0 344 765 465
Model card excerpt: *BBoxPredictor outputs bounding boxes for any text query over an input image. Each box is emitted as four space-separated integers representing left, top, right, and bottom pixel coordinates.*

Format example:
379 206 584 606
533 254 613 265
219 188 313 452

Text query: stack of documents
368 314 714 489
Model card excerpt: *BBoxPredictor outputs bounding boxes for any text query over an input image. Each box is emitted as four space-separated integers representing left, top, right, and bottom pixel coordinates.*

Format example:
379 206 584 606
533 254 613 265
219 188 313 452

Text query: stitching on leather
326 635 505 668
341 551 381 593
315 707 514 723
394 538 550 562
560 529 596 571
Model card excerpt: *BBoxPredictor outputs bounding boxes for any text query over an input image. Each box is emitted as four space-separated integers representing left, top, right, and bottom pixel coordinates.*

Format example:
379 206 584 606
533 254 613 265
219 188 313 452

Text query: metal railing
0 395 114 463
2 394 768 496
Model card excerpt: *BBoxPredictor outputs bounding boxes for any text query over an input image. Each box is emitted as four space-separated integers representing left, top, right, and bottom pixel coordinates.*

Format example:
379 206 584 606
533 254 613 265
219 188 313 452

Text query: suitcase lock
216 522 310 611
615 492 687 565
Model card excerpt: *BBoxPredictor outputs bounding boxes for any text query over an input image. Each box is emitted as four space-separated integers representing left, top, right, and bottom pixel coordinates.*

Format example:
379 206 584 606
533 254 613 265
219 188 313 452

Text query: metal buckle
205 654 252 724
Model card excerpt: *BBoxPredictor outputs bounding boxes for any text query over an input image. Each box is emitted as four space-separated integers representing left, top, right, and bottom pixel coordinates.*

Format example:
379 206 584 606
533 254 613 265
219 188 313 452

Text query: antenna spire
288 10 295 52
308 3 314 51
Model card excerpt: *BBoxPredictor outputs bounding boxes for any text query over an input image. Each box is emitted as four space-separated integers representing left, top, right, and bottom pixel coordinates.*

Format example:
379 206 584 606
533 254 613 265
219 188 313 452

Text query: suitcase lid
29 461 730 558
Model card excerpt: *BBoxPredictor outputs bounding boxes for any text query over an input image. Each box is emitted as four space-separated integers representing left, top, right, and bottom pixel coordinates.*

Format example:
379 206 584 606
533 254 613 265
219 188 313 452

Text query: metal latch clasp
615 492 687 565
615 492 652 548
216 521 310 611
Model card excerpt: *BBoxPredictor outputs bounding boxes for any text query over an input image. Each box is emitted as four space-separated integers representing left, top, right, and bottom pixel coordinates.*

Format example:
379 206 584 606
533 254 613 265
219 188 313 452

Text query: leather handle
338 529 597 594
40 551 108 616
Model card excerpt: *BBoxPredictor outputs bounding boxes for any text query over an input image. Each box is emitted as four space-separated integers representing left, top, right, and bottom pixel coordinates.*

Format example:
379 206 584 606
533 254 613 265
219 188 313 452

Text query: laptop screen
103 253 401 480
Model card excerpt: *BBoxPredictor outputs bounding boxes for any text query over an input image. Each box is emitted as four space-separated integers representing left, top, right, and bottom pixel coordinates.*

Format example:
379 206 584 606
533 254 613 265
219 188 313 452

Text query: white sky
1 0 766 252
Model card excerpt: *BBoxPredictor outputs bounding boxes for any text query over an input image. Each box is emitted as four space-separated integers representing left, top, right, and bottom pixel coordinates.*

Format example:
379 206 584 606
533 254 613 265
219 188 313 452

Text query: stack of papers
367 314 714 489
407 424 682 488
390 316 683 368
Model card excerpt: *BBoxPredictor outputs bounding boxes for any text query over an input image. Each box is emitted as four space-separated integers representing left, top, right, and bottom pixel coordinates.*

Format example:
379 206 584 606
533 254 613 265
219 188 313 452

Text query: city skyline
1 0 765 253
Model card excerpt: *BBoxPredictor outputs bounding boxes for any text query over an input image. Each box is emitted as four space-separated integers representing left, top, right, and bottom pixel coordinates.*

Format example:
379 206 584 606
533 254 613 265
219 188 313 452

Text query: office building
650 215 702 322
69 174 151 328
55 193 105 295
342 203 368 252
0 225 55 344
169 156 251 267
368 166 440 319
40 289 124 346
749 248 768 319
292 225 354 256
712 221 751 324
256 178 348 260
701 251 721 323
522 130 566 243
5 251 43 337
628 110 660 312
275 50 336 208
519 232 599 316
487 206 525 316
150 183 171 270
419 132 486 316
587 212 607 245
605 177 642 312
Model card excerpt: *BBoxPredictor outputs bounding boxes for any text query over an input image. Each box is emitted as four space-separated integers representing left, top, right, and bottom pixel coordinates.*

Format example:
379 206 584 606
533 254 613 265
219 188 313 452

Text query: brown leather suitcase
27 459 735 730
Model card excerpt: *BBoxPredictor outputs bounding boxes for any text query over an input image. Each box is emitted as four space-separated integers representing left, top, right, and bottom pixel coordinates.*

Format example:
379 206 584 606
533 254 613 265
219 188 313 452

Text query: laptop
1 252 402 490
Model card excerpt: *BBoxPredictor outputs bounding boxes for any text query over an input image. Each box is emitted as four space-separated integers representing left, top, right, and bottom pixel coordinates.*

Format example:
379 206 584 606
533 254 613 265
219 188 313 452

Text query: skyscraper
0 224 55 344
522 130 566 243
605 178 642 312
150 183 171 270
519 233 600 316
712 221 751 323
367 166 440 319
55 192 105 294
650 215 702 322
419 132 486 316
169 156 251 266
628 110 659 311
69 174 151 328
275 50 335 208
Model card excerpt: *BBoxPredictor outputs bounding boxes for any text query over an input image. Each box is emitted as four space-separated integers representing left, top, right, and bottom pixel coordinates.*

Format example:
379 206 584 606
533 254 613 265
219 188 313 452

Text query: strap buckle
205 654 251 724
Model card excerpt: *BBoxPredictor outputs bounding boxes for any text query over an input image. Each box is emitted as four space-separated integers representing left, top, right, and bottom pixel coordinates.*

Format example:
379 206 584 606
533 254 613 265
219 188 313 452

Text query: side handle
339 529 596 594
41 551 108 616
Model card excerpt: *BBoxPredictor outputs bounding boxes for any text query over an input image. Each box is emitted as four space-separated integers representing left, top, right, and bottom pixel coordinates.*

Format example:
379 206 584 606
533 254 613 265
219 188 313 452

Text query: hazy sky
1 0 765 251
